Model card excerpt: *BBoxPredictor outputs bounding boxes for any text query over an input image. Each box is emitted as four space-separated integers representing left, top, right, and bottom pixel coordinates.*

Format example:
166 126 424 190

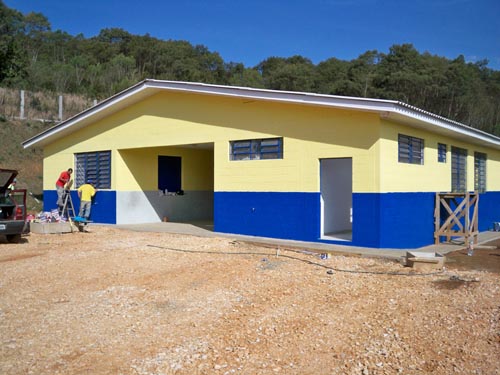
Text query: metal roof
22 79 500 149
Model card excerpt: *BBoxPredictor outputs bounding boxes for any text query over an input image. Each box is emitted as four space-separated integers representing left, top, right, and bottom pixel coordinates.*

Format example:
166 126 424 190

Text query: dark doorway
158 155 181 193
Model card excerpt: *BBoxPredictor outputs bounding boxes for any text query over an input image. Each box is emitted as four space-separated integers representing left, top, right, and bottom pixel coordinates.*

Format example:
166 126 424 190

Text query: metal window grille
230 138 283 160
438 143 447 163
75 151 111 189
398 134 424 164
451 146 467 192
474 152 486 192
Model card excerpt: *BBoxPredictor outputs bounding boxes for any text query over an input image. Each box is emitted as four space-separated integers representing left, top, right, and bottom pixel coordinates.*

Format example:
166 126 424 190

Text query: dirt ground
0 227 499 375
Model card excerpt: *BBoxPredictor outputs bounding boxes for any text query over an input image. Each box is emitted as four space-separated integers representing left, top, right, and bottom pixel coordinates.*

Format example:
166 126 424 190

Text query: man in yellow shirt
77 180 96 220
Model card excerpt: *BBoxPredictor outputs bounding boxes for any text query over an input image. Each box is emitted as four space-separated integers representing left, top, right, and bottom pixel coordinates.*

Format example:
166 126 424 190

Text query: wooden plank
434 193 440 244
434 191 479 245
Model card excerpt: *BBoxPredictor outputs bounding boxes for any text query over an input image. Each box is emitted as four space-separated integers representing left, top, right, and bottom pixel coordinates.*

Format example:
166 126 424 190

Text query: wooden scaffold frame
434 192 479 245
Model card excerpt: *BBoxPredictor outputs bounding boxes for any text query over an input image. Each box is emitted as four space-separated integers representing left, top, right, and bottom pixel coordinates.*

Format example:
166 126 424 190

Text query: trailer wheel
6 234 21 243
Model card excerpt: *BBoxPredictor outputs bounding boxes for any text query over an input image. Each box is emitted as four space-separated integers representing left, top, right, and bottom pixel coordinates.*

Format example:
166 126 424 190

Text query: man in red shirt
56 168 73 209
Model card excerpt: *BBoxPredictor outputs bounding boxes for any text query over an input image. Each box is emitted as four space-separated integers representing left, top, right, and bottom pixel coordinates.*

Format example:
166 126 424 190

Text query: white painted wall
116 190 213 224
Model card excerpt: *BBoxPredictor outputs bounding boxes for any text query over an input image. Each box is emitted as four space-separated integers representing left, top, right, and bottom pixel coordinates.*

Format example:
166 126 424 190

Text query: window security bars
451 146 467 192
398 134 424 164
474 152 486 192
230 138 283 160
75 151 111 189
438 143 447 163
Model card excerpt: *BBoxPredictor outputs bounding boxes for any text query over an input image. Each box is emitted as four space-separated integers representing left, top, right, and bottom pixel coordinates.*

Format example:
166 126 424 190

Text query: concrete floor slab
114 222 500 260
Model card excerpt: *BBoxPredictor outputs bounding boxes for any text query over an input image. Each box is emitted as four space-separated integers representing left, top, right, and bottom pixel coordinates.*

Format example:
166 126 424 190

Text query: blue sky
4 0 500 70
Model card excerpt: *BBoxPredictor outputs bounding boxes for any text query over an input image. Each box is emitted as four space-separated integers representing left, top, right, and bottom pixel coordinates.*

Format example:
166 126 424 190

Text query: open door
320 158 352 241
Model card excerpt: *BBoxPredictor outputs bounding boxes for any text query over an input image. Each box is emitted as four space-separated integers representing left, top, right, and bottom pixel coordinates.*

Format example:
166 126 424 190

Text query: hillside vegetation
0 118 49 212
0 87 93 213
1 1 499 136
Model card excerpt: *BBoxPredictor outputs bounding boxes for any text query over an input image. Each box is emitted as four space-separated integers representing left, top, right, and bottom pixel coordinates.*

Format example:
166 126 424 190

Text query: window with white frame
398 134 424 164
75 151 111 189
474 152 486 192
230 138 283 161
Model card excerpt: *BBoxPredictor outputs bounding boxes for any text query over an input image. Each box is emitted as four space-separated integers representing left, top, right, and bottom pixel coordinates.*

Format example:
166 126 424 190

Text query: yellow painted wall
116 146 213 191
486 154 500 191
379 120 500 192
214 128 380 193
43 91 381 193
43 146 213 192
42 90 500 194
43 151 76 190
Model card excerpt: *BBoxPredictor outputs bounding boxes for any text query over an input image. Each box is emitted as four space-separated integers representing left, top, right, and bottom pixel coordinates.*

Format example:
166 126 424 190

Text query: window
451 146 467 192
75 151 111 189
474 152 486 192
438 143 447 163
398 134 424 164
230 138 283 160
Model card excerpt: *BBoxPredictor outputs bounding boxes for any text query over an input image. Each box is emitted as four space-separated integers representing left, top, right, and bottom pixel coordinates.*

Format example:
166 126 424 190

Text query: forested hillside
1 1 499 135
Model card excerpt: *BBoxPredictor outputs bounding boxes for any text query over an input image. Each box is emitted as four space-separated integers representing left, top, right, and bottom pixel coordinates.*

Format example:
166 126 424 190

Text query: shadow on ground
445 238 500 273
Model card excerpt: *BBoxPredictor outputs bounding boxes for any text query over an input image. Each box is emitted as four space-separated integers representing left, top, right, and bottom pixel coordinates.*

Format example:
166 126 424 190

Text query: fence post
58 95 63 121
20 90 25 119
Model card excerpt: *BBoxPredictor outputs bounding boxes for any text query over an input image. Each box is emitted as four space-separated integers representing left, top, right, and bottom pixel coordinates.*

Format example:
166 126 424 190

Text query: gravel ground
0 226 499 375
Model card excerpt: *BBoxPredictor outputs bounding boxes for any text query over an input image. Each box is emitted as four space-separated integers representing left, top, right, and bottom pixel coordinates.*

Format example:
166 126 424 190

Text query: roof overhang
22 79 500 150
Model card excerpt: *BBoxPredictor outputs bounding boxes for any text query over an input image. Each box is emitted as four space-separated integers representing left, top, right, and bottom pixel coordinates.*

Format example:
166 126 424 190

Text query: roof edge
22 79 500 149
393 102 500 146
22 80 150 149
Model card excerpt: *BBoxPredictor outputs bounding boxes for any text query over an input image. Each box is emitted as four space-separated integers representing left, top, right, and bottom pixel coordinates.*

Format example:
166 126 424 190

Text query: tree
373 44 424 103
0 2 25 83
100 54 138 96
347 50 381 97
315 57 349 95
21 11 51 63
257 55 316 92
226 63 264 88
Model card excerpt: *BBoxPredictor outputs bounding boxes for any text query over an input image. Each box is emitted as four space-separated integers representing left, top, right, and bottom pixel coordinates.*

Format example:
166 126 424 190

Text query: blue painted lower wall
214 191 500 249
43 190 116 224
353 192 440 248
214 192 320 241
43 189 499 249
477 191 500 231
